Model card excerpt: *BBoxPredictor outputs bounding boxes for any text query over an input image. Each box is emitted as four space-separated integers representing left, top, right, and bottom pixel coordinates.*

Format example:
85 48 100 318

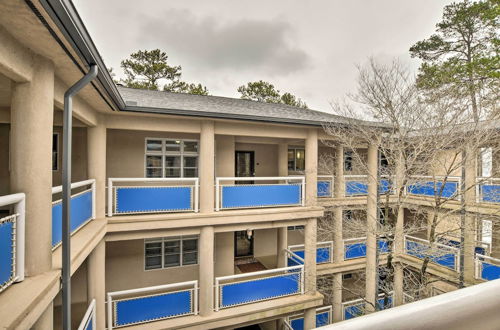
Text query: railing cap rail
108 177 199 183
107 280 198 298
52 179 95 194
216 265 303 282
0 192 25 208
216 176 304 181
476 254 500 264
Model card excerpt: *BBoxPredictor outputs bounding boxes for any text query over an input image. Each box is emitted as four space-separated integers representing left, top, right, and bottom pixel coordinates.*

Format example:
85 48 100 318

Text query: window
344 151 353 171
52 133 59 171
145 138 198 178
144 236 199 270
287 225 305 231
288 148 305 171
380 153 389 169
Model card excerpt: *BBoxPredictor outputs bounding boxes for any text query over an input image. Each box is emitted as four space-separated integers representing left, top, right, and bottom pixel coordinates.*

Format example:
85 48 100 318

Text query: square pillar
87 115 106 218
10 55 54 276
365 143 378 312
87 240 105 329
278 142 288 177
305 129 318 206
332 273 343 322
334 145 345 264
303 307 316 330
463 148 477 283
304 218 317 294
199 226 214 315
277 227 288 268
200 121 215 213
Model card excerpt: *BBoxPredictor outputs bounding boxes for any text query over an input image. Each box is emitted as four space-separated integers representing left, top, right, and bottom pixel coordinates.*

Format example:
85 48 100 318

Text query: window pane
183 252 198 265
165 140 181 152
183 141 198 153
184 156 198 168
146 140 162 152
165 156 181 167
288 150 294 170
145 256 162 269
165 240 180 253
146 155 162 167
183 239 198 252
183 168 197 177
165 168 181 177
146 168 162 178
295 149 305 170
164 254 180 267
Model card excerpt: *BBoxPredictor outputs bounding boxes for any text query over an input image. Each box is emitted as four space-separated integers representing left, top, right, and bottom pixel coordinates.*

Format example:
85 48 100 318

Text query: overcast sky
74 0 454 112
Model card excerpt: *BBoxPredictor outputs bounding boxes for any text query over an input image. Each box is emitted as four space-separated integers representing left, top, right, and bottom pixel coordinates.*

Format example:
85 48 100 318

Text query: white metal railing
285 248 305 266
215 176 305 211
288 241 334 264
287 305 333 327
52 178 96 218
342 292 393 320
404 235 460 272
476 177 500 203
107 178 199 216
318 175 334 198
317 280 500 330
475 254 500 281
405 175 461 200
107 280 198 329
0 193 25 292
77 299 96 330
215 265 304 311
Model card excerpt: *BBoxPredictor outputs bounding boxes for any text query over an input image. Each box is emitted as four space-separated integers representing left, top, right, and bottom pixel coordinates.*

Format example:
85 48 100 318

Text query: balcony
106 281 198 328
0 193 25 293
475 254 500 281
344 237 389 260
344 175 393 197
285 305 332 329
52 179 95 247
215 177 304 211
404 235 459 271
215 265 304 310
476 177 500 203
406 176 460 199
287 242 333 265
107 178 199 216
342 293 393 320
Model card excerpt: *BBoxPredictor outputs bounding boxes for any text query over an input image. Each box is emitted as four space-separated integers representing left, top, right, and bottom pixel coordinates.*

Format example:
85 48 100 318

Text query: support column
305 129 318 206
303 307 316 330
463 147 477 284
333 146 344 322
87 115 106 218
277 227 288 268
87 240 105 330
10 55 54 276
200 121 215 213
304 218 317 294
31 302 54 330
278 142 288 177
492 221 500 259
199 226 214 316
365 143 378 312
393 155 405 306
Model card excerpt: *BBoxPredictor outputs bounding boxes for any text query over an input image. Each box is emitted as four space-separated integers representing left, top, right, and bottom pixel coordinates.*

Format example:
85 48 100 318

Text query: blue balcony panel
480 185 500 202
317 181 332 197
407 181 458 198
114 290 193 327
345 242 366 259
221 184 301 209
115 186 192 214
290 311 330 330
344 296 392 320
0 220 14 288
288 247 331 265
405 240 456 270
220 272 301 308
345 179 391 196
480 262 500 281
52 190 93 247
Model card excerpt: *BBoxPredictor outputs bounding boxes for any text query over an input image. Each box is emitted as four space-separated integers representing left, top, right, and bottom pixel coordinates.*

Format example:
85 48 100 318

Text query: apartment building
0 1 499 330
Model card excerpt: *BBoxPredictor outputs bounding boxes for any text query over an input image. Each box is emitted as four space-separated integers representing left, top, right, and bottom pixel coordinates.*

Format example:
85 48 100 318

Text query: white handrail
106 280 198 329
107 177 199 216
285 248 305 264
0 193 25 284
52 179 96 219
77 299 96 330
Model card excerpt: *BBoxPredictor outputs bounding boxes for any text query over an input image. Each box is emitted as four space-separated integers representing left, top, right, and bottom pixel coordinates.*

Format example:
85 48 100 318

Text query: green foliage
237 80 308 108
409 0 499 121
120 49 209 95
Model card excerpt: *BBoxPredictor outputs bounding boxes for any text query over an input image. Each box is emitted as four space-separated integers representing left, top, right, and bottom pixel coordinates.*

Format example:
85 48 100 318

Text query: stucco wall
0 124 9 196
52 126 87 187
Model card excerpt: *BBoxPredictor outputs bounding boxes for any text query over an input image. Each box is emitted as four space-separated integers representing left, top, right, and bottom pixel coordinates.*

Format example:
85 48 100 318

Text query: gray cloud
138 9 310 75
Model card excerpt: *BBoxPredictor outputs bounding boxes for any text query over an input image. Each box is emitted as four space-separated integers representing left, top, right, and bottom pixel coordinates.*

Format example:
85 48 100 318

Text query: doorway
235 151 255 184
234 230 254 258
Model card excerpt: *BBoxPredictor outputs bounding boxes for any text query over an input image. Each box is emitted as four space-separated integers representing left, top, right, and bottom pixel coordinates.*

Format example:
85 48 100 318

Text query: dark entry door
235 151 255 184
235 231 254 258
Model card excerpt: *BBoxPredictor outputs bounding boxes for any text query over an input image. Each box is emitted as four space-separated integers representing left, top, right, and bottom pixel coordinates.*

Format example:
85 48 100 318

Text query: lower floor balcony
285 305 332 330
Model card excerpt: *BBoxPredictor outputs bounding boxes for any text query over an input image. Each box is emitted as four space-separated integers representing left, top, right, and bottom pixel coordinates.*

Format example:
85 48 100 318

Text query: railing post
215 178 220 212
107 293 113 330
194 178 199 213
107 178 113 217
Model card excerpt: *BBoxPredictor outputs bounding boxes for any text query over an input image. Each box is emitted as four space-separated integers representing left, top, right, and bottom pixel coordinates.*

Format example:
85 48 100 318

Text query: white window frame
144 138 199 178
144 235 199 271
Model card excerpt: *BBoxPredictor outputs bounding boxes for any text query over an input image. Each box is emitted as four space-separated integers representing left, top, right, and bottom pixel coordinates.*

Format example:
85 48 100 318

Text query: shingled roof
118 86 386 128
